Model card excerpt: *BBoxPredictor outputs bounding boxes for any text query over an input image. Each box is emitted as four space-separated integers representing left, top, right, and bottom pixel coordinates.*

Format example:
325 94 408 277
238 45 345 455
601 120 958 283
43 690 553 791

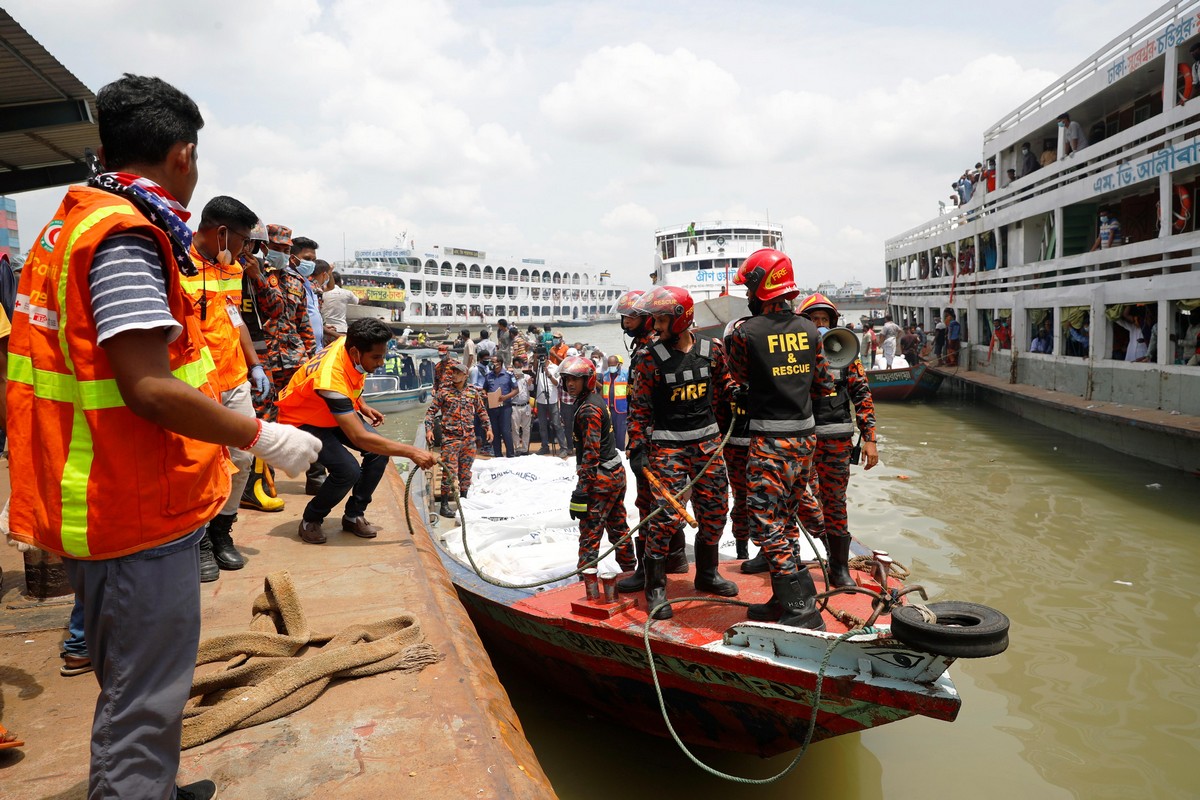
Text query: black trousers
300 422 389 523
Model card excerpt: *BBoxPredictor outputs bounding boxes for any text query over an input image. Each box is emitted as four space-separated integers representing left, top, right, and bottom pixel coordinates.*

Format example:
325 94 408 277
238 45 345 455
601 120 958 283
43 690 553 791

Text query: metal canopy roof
0 9 97 194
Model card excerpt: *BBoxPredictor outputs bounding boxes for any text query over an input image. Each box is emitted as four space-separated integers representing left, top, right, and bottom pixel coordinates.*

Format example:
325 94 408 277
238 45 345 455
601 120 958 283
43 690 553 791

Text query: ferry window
698 260 711 270
1107 303 1154 361
1171 301 1200 364
1028 308 1054 354
671 263 681 272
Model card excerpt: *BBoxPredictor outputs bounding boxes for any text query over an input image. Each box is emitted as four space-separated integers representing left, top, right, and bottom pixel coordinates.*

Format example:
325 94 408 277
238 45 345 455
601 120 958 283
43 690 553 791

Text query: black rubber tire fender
890 601 1010 659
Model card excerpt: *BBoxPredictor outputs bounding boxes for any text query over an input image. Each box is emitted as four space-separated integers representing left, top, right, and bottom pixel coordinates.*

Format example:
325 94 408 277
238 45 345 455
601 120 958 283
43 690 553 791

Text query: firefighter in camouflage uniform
627 286 738 620
425 358 492 518
796 292 879 587
239 224 316 510
611 290 684 594
561 356 637 571
725 249 835 629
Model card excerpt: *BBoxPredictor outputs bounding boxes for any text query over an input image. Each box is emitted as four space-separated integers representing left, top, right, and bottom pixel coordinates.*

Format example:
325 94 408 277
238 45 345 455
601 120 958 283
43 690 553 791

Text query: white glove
248 421 322 477
249 364 271 398
2 499 36 552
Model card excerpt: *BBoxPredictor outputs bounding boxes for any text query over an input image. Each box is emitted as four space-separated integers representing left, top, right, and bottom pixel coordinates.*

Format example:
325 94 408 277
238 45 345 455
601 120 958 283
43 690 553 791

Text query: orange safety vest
7 187 229 560
180 245 248 393
276 336 365 428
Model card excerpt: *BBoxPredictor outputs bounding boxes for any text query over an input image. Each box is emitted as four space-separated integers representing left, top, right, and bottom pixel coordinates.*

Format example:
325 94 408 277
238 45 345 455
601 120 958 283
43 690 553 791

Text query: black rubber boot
616 537 646 593
735 539 750 560
207 513 245 570
665 530 689 574
693 543 738 597
747 590 782 621
438 500 456 519
825 534 856 588
740 548 770 574
644 554 672 620
775 570 827 630
198 533 220 583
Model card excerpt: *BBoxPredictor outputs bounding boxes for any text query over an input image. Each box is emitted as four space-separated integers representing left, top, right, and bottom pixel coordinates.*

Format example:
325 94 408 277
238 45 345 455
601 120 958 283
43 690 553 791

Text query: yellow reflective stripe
9 351 214 410
180 276 242 293
58 204 136 557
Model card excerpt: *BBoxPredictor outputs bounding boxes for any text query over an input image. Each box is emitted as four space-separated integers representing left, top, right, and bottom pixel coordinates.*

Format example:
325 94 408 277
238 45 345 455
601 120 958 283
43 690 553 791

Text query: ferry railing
886 109 1200 261
982 0 1200 144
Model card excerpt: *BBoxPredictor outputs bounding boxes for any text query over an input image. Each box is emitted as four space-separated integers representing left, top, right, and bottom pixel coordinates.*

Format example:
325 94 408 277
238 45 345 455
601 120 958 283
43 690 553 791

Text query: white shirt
534 364 560 404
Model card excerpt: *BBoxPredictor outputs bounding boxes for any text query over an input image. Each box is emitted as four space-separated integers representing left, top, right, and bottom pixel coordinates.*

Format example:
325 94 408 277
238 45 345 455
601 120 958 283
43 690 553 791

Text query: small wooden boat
866 363 943 401
421 457 1006 758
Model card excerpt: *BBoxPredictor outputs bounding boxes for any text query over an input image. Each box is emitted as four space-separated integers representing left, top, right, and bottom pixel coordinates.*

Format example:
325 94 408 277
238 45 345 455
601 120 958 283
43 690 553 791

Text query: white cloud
600 203 658 231
540 43 763 167
2 0 1128 292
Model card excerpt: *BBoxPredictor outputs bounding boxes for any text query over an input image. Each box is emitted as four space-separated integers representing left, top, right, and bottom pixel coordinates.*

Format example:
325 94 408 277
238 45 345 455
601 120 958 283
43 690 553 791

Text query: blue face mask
607 366 618 374
264 249 288 269
353 362 368 375
817 326 830 335
296 259 317 277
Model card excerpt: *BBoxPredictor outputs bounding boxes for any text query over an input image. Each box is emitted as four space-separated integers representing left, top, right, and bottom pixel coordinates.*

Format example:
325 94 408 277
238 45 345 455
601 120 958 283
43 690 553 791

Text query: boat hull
434 546 960 757
866 363 942 401
362 387 431 414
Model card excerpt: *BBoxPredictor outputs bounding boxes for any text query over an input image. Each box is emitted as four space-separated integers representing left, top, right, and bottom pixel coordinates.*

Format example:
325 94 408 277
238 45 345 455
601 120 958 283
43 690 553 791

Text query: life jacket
181 246 248 393
7 187 228 559
602 366 629 414
736 310 818 436
813 372 854 439
573 391 621 471
649 338 718 444
276 336 365 428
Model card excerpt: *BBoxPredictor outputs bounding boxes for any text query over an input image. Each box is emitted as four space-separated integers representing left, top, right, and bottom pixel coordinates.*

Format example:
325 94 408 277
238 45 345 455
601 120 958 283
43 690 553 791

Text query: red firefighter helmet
558 355 598 395
735 248 798 302
797 292 838 321
613 290 647 317
635 286 694 335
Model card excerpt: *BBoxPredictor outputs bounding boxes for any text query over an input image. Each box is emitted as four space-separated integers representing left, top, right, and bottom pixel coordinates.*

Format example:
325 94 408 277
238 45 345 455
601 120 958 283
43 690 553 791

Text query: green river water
381 322 1199 800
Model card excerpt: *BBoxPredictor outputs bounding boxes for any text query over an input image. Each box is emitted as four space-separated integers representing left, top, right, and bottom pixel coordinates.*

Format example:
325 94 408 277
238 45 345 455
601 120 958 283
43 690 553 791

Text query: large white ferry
883 1 1200 471
340 243 626 328
652 219 783 336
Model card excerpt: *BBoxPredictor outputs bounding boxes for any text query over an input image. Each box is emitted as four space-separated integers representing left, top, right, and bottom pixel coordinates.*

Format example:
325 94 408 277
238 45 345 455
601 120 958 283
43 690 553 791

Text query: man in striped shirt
14 74 321 800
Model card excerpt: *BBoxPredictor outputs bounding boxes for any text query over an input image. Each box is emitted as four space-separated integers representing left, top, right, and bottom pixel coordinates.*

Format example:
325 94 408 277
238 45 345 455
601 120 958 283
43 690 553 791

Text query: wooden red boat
433 534 1002 757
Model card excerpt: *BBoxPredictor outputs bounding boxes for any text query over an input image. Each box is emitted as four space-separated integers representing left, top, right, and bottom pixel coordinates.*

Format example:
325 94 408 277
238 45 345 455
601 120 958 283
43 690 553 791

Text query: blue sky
7 0 1143 288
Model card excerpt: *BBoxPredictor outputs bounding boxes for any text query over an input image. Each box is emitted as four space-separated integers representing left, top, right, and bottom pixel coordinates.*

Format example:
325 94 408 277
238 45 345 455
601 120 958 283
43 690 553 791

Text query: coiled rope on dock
181 570 443 749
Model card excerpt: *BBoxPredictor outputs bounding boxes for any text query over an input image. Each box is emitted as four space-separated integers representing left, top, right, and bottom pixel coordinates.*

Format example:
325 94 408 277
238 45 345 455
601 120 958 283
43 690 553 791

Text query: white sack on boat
435 453 823 589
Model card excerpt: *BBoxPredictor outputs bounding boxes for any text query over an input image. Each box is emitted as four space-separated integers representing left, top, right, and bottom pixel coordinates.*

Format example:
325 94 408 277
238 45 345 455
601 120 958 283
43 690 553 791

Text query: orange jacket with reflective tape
276 336 365 428
181 245 248 393
7 187 230 560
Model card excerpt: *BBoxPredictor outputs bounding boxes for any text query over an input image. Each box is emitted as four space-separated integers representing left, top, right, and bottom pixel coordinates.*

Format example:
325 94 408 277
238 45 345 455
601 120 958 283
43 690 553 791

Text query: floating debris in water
897 475 910 481
1145 483 1163 490
1114 580 1133 586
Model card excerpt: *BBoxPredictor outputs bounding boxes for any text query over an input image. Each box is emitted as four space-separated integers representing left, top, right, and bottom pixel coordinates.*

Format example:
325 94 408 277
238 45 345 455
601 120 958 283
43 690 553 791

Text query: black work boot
664 530 689 574
825 534 856 588
305 462 327 496
197 532 220 583
775 570 827 630
694 543 738 597
616 537 645 591
740 547 770 574
644 554 672 620
438 500 456 519
207 513 245 570
735 539 750 560
747 589 782 621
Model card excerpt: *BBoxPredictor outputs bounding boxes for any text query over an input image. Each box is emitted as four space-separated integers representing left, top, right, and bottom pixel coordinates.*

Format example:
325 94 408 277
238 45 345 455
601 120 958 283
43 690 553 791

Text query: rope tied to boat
180 570 443 749
849 552 910 579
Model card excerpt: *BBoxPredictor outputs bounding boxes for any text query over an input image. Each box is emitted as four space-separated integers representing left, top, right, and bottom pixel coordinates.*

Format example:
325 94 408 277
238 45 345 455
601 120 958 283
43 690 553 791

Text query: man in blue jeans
483 357 519 457
277 318 438 543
